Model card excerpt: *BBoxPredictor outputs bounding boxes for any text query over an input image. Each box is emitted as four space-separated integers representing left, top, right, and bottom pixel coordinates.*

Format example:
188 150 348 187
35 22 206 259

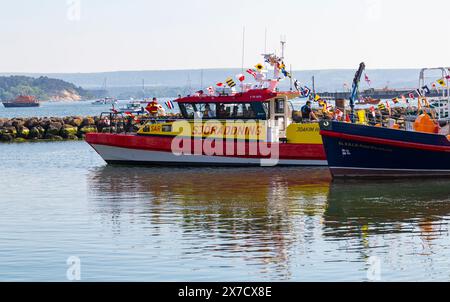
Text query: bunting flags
422 85 431 95
392 97 399 104
301 87 311 98
216 82 224 87
365 74 371 86
437 78 447 87
225 77 236 88
294 79 301 92
370 106 376 118
335 108 344 119
432 83 439 93
378 103 386 110
165 101 175 110
409 92 415 99
207 86 215 96
255 63 264 72
236 74 245 82
246 69 257 79
401 95 407 103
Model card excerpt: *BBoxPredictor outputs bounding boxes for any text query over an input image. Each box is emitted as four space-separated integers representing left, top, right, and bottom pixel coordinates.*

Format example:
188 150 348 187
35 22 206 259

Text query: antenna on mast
241 27 246 74
280 35 287 60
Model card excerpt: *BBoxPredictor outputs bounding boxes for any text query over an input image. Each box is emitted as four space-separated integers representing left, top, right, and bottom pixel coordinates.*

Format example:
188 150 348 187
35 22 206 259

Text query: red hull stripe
320 130 450 153
86 133 326 161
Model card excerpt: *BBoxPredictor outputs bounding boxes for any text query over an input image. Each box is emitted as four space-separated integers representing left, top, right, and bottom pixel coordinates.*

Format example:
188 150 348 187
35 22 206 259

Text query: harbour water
2 101 450 282
1 140 450 281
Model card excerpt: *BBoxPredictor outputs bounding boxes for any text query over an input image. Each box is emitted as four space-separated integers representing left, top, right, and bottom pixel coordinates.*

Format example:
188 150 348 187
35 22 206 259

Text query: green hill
0 76 92 101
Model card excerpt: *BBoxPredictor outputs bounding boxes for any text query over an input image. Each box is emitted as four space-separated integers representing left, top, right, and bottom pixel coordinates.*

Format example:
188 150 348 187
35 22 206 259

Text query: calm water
0 99 175 119
1 141 450 281
1 100 450 282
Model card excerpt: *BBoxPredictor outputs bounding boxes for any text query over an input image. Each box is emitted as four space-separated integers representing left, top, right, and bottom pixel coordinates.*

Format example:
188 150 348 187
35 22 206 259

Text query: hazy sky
1 0 449 73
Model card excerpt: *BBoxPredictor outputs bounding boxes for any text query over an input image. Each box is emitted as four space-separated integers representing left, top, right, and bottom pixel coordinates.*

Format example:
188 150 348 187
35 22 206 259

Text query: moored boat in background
2 95 40 108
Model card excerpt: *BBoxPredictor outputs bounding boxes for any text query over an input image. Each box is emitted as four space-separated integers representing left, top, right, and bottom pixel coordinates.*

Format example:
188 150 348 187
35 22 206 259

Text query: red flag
365 74 371 86
408 92 415 99
370 106 376 118
236 74 245 82
216 82 224 87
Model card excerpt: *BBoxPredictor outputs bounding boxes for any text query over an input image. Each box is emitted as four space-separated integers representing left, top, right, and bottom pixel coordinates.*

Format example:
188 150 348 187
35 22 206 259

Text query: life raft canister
414 113 439 134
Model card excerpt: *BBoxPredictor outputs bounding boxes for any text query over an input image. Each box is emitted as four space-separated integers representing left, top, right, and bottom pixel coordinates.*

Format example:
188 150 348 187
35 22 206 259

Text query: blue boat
320 65 450 178
320 120 450 178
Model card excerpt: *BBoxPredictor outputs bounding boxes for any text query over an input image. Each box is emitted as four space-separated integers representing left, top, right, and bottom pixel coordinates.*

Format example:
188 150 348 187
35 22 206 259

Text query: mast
350 62 366 123
241 27 246 75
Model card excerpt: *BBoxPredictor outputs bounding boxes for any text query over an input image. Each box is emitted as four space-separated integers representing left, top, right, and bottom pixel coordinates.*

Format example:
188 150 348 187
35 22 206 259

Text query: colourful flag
255 63 264 72
216 82 224 87
302 87 311 98
246 69 257 79
225 77 236 88
386 101 392 115
422 85 431 95
392 97 399 104
294 79 301 92
409 92 415 99
370 106 376 118
315 94 321 102
415 89 423 97
437 78 447 87
365 74 371 86
165 101 175 110
401 95 407 103
378 103 386 110
207 86 215 96
432 83 440 93
236 74 245 82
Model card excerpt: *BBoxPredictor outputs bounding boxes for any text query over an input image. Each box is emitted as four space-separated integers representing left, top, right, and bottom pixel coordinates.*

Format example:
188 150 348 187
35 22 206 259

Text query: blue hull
319 121 450 178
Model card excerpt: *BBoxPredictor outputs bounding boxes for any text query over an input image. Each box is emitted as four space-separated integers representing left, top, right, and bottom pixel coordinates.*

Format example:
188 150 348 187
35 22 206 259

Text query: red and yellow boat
86 52 327 167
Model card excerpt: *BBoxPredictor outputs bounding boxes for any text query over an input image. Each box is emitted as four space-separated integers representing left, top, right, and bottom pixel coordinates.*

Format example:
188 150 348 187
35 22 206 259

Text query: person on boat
301 101 318 121
203 104 215 118
146 98 160 117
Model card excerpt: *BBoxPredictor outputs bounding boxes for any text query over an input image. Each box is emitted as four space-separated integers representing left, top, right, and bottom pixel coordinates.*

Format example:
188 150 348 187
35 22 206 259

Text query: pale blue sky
0 0 449 73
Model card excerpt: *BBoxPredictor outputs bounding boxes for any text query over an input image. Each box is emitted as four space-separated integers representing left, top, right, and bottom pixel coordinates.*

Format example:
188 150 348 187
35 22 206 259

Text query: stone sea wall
0 116 119 143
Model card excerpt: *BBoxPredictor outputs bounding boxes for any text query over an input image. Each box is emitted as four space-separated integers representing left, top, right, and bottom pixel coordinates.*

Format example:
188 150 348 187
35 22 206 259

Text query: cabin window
179 103 266 120
275 99 285 114
179 103 196 119
194 103 217 119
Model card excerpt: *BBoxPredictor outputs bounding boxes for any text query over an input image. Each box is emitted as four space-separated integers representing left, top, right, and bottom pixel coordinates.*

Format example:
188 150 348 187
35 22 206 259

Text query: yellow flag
437 78 447 87
315 94 321 102
255 63 264 71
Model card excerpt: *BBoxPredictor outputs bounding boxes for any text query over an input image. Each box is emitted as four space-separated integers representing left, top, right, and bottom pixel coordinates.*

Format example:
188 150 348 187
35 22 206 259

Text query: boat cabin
176 89 295 138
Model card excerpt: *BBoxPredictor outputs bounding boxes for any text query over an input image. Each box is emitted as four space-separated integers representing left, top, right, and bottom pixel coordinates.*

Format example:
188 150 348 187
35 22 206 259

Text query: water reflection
88 167 450 280
88 167 331 279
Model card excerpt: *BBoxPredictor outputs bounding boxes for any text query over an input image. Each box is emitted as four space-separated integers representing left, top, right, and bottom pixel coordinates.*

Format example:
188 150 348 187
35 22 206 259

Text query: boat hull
86 133 327 167
2 102 40 108
320 121 450 178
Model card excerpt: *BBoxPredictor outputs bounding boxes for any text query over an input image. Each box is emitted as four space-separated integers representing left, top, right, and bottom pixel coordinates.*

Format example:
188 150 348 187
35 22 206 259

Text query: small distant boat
92 97 118 105
2 95 40 108
117 102 145 114
356 97 381 105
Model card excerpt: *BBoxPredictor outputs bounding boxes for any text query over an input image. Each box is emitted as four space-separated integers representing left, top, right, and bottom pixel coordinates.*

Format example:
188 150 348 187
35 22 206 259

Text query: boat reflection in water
88 167 450 281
